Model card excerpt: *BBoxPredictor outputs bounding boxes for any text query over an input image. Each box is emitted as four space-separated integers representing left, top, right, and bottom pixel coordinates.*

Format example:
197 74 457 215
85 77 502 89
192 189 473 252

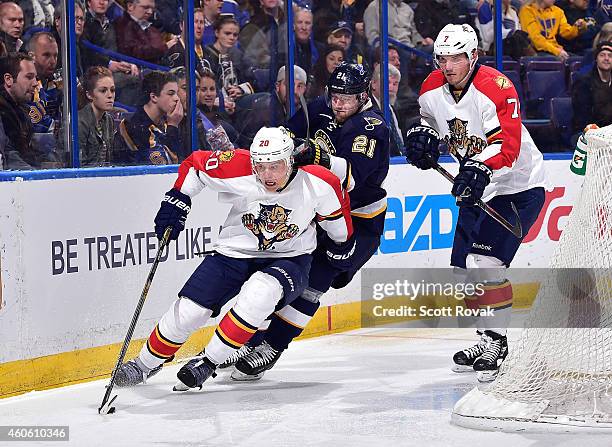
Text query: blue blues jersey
118 107 180 165
287 96 389 221
27 80 62 133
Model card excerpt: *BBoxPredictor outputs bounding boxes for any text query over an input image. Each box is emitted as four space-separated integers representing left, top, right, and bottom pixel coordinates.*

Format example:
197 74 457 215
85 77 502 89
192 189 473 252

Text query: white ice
1 328 610 447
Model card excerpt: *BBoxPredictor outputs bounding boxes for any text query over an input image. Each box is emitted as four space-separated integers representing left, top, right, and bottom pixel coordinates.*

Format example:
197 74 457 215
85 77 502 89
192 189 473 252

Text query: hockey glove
292 138 331 169
451 159 493 207
154 188 192 240
405 124 440 170
324 236 356 271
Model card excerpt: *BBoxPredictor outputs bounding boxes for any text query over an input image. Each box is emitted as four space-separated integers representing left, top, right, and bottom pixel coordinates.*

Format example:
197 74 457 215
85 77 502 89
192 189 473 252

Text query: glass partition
0 0 594 173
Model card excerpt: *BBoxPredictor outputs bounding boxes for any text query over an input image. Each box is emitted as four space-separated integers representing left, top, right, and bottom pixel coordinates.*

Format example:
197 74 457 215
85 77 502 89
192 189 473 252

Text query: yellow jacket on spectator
519 2 578 55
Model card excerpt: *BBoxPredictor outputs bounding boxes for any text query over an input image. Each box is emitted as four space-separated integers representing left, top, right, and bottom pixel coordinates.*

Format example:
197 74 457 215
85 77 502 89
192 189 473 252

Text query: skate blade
476 370 498 383
451 364 476 373
230 369 264 382
172 381 202 392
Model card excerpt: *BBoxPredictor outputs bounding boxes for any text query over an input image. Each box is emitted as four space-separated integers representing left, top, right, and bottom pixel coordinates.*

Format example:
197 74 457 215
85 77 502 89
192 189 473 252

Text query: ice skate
115 358 163 387
452 331 487 373
231 341 281 382
218 344 255 370
473 330 508 383
174 355 217 391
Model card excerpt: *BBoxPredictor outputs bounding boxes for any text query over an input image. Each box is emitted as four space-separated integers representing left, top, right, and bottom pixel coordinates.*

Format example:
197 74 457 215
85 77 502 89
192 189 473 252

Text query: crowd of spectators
0 0 610 170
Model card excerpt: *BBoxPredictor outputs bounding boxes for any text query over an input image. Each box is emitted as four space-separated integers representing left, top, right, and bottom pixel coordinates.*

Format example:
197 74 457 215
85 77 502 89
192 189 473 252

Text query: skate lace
246 341 278 368
479 339 502 363
225 344 253 364
463 340 487 359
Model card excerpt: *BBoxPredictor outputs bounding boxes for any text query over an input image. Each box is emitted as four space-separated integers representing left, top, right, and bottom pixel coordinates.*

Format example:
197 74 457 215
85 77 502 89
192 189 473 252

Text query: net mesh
452 125 612 429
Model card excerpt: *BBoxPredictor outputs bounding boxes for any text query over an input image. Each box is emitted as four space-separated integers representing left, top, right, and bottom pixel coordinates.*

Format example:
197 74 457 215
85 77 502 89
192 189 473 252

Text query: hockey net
452 124 612 432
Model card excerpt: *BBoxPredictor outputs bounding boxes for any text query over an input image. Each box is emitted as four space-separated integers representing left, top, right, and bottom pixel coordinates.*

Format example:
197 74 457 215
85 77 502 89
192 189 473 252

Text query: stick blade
98 394 117 415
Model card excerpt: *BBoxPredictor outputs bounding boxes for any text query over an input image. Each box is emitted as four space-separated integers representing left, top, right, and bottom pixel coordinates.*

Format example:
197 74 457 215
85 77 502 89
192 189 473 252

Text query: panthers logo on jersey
444 118 487 158
494 75 512 90
242 204 299 251
219 150 234 162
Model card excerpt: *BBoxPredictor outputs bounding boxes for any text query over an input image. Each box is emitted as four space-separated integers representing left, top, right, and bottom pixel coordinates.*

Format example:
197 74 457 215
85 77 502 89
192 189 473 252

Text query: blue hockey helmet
325 62 371 106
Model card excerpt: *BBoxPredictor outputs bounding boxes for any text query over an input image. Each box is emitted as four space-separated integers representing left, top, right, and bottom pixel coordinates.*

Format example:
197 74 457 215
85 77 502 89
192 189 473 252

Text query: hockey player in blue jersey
225 62 390 380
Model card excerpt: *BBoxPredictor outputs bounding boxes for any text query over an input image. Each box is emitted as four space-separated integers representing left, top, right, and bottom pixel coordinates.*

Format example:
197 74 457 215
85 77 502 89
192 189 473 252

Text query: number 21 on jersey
352 135 376 158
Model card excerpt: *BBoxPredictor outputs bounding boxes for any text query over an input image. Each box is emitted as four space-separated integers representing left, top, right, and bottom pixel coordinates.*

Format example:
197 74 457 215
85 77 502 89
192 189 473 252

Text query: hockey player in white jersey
405 24 547 382
114 126 354 390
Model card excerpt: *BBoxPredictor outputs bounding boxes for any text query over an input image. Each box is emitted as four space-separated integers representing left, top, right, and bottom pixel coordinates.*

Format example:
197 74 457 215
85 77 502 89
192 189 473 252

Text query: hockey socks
478 279 513 336
139 297 213 371
205 309 258 365
264 297 321 351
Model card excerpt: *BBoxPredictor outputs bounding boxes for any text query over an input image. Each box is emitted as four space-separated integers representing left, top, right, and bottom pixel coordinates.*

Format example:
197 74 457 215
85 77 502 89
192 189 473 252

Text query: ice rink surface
1 327 611 447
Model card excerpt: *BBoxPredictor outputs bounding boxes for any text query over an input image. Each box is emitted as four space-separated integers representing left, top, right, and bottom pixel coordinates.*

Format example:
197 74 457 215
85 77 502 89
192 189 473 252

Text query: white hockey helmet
250 127 295 183
434 24 479 65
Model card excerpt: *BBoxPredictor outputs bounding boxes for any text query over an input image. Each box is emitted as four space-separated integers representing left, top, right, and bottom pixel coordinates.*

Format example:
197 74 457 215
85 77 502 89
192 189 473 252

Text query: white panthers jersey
419 64 547 200
174 149 352 258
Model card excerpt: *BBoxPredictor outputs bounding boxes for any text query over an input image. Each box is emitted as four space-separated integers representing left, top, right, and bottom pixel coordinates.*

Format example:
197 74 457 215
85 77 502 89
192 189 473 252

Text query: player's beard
333 105 358 123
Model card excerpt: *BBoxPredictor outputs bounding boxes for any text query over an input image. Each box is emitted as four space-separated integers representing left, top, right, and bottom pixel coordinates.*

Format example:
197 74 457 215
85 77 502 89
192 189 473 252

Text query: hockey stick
298 93 310 144
98 227 172 415
428 157 523 239
193 250 215 257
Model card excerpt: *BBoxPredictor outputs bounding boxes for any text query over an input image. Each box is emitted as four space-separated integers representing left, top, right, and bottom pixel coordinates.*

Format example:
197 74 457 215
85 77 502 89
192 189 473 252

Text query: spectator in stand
312 0 367 44
519 0 590 60
51 2 85 78
595 21 612 45
371 44 403 79
363 0 433 51
164 9 208 74
235 65 306 147
118 70 183 165
557 0 599 54
0 52 59 169
203 15 253 99
115 0 171 65
239 0 287 70
306 44 344 99
221 0 250 27
294 6 318 77
78 66 117 166
83 0 139 76
82 0 141 105
476 0 521 52
153 0 182 35
370 63 404 156
171 66 207 159
414 0 477 46
17 0 53 29
571 41 612 140
197 68 239 146
26 32 62 135
575 22 612 73
202 0 223 46
371 44 422 131
594 0 611 26
326 20 365 65
0 2 24 53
